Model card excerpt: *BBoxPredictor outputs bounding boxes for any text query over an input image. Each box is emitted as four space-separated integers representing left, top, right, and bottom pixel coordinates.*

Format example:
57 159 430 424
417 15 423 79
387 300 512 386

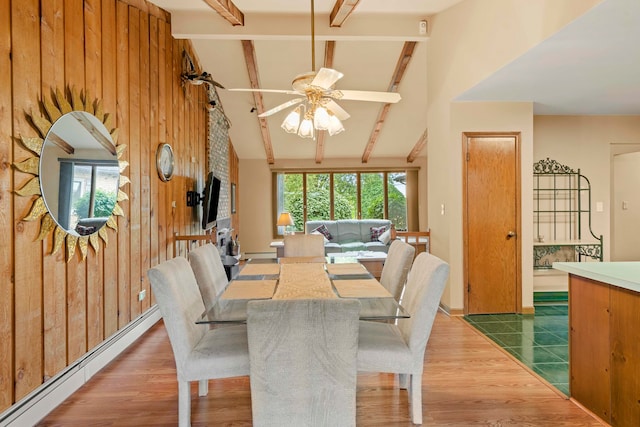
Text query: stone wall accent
207 87 231 220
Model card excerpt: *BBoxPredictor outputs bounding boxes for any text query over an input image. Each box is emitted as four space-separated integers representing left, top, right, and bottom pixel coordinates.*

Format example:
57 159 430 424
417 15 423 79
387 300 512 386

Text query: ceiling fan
224 0 401 138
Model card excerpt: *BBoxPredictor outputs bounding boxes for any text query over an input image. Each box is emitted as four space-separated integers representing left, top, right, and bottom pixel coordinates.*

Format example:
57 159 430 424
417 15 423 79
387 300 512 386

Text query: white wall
426 0 601 312
612 151 640 260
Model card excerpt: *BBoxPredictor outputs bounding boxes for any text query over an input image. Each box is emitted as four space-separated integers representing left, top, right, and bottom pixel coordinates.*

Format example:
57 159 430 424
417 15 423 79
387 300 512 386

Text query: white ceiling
147 0 640 162
457 0 640 115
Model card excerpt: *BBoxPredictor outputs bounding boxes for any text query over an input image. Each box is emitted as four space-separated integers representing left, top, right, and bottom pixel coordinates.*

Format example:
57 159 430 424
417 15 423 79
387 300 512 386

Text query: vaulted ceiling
146 0 463 164
147 0 640 164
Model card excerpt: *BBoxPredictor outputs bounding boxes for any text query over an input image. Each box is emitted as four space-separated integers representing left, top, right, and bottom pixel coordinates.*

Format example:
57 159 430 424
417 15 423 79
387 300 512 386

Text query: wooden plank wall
0 0 215 410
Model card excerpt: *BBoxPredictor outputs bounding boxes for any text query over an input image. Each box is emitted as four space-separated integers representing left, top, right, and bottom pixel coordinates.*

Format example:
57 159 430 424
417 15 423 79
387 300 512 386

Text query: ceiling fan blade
258 98 305 117
324 100 350 121
225 88 300 96
311 68 344 89
333 90 401 103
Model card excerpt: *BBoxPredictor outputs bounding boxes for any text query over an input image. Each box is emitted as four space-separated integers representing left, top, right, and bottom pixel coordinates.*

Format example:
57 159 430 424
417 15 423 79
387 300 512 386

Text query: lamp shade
276 212 294 227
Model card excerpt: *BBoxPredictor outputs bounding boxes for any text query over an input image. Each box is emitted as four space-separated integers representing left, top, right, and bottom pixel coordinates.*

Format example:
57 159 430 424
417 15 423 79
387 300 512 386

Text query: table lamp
276 212 295 235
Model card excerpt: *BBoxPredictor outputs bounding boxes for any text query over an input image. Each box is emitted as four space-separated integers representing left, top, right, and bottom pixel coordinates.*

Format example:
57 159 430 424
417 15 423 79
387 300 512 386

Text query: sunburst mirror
14 87 129 262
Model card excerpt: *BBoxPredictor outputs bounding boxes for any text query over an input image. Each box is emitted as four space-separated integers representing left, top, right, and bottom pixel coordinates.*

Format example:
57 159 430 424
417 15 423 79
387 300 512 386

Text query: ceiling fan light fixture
281 106 303 133
298 116 315 139
328 113 345 136
313 106 330 130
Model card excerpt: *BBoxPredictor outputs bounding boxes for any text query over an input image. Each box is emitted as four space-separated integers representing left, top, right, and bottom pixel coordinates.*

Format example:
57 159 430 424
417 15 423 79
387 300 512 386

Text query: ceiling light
297 114 315 139
281 106 302 133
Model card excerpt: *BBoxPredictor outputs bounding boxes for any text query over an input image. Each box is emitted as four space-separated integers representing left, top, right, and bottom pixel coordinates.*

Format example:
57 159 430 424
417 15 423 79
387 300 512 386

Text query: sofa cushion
340 241 367 252
311 224 333 241
364 241 389 253
335 220 362 244
357 220 392 242
377 228 392 245
324 243 343 254
306 221 338 242
369 225 387 241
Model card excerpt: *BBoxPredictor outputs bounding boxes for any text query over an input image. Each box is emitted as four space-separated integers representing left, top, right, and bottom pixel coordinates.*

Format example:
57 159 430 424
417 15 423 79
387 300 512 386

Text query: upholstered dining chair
189 243 228 312
380 239 416 302
148 257 249 427
283 233 325 257
247 299 361 427
357 252 449 424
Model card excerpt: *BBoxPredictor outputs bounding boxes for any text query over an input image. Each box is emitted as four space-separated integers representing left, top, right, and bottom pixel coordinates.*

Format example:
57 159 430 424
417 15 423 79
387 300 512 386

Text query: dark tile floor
464 304 569 395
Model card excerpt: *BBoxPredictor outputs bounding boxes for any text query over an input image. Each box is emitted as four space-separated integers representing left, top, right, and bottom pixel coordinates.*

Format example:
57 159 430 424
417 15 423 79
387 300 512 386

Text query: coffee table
327 251 387 279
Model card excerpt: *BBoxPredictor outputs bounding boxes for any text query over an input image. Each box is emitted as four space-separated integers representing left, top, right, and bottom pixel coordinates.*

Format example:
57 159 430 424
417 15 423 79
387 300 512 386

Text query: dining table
196 257 409 324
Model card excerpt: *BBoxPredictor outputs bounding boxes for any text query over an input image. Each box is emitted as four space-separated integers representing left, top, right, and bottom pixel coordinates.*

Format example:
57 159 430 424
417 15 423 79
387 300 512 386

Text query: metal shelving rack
533 158 603 269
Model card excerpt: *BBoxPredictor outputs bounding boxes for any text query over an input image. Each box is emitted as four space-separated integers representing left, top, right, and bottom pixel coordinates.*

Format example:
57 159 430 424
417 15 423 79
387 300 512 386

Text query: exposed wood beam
70 111 117 155
361 41 416 163
171 12 429 41
202 0 244 26
330 0 360 27
407 128 428 163
48 132 75 155
315 40 336 164
241 40 274 164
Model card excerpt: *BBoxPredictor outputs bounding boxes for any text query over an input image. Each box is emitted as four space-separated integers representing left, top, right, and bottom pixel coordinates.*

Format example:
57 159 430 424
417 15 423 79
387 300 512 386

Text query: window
274 170 409 236
333 173 357 220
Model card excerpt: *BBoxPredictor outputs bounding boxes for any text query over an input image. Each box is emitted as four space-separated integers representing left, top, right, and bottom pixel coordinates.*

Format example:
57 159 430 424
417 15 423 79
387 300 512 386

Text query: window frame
272 168 414 237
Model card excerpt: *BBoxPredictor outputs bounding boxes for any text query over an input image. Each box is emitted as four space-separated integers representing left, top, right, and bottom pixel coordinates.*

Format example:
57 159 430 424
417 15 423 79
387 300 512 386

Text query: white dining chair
357 252 449 424
380 239 415 302
147 257 249 427
283 233 325 257
247 299 361 427
188 243 228 312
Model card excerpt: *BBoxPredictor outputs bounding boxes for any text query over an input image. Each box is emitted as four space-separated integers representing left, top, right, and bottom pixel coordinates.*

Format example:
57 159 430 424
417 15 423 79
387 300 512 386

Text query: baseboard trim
0 306 161 427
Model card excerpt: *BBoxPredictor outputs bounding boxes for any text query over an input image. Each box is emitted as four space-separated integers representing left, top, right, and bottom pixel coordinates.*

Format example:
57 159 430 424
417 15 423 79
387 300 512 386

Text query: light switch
622 201 629 210
596 202 603 212
440 204 445 215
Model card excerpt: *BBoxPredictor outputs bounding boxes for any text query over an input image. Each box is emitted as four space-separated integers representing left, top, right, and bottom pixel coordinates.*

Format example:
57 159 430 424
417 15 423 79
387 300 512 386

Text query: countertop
552 262 640 293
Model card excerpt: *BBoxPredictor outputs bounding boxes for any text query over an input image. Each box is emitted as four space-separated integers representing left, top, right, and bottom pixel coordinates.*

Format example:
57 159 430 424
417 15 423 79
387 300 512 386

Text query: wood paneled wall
1 0 211 410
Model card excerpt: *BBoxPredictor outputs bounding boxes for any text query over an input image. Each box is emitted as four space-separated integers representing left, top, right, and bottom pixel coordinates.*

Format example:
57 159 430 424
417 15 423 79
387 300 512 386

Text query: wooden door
464 134 520 314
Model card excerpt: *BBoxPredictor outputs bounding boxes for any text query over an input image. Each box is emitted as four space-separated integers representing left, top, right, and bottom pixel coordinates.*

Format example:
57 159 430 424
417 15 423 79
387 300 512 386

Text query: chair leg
399 373 409 389
409 374 423 425
178 380 192 427
198 379 209 396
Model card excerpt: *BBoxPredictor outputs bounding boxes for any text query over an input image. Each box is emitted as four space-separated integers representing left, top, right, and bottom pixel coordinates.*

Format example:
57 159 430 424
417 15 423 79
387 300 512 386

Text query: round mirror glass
40 111 120 237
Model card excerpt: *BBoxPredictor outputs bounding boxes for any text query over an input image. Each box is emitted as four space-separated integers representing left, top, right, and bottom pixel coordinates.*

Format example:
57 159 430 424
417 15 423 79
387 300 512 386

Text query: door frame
462 132 522 315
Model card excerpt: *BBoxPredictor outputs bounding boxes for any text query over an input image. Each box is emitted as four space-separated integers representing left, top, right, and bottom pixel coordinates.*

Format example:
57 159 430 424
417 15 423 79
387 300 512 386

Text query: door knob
507 231 516 239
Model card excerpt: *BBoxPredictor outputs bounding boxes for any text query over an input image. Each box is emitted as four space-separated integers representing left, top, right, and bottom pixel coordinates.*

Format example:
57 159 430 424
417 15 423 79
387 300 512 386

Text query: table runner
273 263 337 300
221 280 277 300
332 279 392 298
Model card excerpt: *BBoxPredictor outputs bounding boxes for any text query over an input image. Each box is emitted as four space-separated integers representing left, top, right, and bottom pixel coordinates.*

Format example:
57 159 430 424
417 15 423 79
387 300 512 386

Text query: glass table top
196 259 409 324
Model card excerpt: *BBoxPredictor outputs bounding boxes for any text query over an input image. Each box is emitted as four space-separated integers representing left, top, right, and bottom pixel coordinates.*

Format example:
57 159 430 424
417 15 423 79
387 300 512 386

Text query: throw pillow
370 225 387 241
312 224 333 241
378 228 392 245
311 230 329 243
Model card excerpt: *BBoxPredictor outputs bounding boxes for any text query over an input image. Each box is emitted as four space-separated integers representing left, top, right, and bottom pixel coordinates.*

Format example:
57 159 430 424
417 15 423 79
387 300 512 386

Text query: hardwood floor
37 312 603 426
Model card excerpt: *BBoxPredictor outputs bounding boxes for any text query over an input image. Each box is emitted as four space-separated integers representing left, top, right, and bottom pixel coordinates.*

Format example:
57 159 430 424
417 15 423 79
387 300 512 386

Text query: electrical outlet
138 289 146 301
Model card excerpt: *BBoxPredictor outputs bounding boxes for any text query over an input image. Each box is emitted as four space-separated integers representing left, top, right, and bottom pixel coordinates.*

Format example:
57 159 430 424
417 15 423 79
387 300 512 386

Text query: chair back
283 233 325 257
397 252 449 364
189 243 228 311
380 240 415 301
147 257 207 377
247 299 360 427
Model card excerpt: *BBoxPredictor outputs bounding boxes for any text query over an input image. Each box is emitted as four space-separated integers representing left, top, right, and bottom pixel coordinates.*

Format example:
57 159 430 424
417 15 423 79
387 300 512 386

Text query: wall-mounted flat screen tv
202 172 221 230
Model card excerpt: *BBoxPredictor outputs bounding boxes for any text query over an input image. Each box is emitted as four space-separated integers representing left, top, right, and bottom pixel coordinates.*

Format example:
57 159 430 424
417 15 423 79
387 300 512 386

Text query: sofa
305 219 393 254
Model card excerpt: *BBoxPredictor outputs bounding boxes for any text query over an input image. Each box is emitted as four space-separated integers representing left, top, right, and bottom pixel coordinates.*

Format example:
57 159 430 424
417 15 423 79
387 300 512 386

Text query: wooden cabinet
568 274 640 426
